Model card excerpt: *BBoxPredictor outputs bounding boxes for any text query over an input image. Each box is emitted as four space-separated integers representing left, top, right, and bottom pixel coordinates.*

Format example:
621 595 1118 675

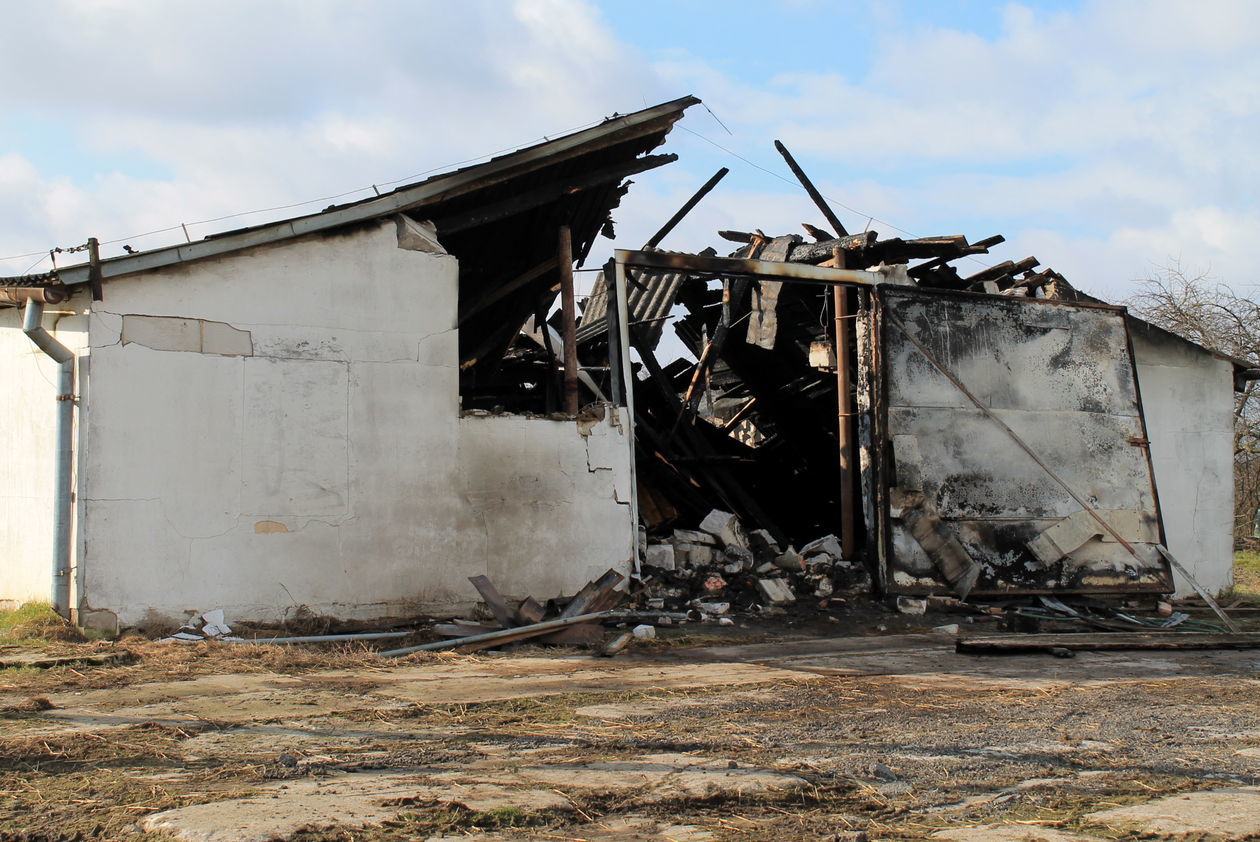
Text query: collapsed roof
1 96 700 390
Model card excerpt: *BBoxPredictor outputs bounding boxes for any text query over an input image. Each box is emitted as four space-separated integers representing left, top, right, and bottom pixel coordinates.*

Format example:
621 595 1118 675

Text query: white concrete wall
78 219 634 627
0 304 87 609
458 407 634 600
1131 324 1236 596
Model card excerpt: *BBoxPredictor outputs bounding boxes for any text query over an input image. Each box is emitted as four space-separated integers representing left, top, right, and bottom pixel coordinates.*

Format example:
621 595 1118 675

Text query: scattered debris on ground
1 631 1258 841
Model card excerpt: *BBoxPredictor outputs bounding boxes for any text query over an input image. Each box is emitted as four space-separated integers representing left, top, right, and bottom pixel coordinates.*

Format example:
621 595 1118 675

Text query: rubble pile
632 509 871 618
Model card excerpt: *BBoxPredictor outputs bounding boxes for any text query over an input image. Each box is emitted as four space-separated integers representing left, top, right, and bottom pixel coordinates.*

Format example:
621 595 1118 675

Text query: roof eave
49 95 699 288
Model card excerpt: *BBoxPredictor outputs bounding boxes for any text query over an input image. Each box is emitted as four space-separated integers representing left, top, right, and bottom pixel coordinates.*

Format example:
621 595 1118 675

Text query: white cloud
2 0 1258 306
643 0 1260 295
0 0 667 271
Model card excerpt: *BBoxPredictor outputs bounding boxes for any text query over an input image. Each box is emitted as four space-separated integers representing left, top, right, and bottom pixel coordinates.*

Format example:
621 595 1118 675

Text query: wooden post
834 248 858 559
87 237 103 301
557 225 579 415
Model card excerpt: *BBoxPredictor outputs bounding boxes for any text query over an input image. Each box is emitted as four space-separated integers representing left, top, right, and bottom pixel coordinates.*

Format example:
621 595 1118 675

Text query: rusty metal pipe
833 249 858 560
22 300 75 617
0 286 69 305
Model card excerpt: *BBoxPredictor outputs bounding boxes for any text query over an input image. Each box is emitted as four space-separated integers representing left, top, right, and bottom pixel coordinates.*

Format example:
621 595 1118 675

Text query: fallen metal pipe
22 300 75 618
380 611 611 658
225 630 412 645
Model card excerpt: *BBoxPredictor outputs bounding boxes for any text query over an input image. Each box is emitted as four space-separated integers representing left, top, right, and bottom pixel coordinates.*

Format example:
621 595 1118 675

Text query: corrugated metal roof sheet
577 250 687 350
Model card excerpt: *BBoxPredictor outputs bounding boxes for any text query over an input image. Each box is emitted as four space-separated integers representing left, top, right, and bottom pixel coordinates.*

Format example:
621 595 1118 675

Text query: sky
2 0 1258 300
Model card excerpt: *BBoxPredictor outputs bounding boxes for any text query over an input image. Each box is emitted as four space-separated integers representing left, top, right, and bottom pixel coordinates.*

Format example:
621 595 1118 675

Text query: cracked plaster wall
0 305 88 608
457 406 634 601
1130 325 1236 597
79 220 471 626
75 219 635 627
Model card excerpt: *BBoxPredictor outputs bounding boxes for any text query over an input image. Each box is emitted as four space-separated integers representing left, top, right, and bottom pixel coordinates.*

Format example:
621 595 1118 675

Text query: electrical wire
0 117 610 265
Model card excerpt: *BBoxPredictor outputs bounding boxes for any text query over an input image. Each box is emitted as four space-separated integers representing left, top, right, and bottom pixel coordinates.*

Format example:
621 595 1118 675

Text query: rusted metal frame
602 258 622 405
773 140 849 237
1120 313 1171 564
856 287 886 593
616 249 881 287
557 226 580 415
612 255 640 570
643 167 729 249
458 257 557 325
884 308 1239 630
833 249 858 560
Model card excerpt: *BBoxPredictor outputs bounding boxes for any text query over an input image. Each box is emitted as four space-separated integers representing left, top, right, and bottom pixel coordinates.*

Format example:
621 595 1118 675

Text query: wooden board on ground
958 632 1260 654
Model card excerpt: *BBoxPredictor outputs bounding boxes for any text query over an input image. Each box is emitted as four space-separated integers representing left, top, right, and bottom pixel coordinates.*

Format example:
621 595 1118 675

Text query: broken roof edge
33 95 699 291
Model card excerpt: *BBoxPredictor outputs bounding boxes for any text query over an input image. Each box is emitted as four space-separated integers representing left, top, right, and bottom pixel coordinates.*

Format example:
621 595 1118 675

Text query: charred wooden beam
909 234 1006 277
644 168 729 249
965 256 1039 285
774 140 849 237
787 232 877 264
801 223 833 242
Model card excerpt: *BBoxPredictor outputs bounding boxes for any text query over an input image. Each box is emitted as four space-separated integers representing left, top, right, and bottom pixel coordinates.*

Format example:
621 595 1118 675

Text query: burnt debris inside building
377 98 1219 610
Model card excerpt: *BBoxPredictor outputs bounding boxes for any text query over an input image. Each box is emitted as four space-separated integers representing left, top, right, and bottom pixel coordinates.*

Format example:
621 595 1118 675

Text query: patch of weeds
0 604 84 644
1233 549 1260 601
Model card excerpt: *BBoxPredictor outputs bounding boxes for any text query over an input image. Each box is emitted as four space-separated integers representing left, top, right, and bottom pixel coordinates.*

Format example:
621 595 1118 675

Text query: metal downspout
22 300 75 618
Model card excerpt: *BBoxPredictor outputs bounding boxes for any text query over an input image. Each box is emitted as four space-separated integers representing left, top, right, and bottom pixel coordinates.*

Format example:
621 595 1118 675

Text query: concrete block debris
699 509 749 549
896 597 927 615
756 578 796 605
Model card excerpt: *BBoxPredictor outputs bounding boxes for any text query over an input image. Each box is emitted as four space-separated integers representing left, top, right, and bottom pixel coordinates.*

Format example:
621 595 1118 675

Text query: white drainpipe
22 297 75 617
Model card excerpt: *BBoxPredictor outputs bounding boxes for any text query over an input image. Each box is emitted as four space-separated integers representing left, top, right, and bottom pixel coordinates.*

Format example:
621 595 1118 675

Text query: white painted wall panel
75 220 635 627
1131 324 1236 597
0 307 87 608
241 358 349 517
457 407 634 601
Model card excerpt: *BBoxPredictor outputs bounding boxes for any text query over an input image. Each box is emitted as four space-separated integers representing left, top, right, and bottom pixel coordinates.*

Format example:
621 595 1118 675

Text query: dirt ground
1 623 1258 842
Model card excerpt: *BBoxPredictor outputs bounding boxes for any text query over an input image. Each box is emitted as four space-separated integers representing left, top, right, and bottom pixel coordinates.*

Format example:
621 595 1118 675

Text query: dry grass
0 637 417 696
0 604 84 644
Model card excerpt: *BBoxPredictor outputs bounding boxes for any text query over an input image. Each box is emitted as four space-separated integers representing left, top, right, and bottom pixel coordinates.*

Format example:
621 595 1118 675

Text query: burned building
0 95 1241 631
